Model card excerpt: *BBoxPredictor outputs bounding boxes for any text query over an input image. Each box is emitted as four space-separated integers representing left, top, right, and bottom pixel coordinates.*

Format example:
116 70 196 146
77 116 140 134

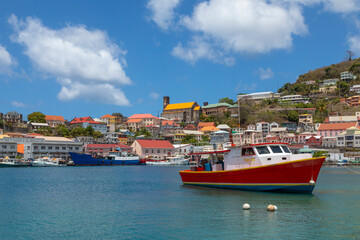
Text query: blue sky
1 0 360 121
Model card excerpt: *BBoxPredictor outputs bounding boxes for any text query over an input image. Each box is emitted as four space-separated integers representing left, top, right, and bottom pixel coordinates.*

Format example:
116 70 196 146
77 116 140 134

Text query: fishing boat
69 150 141 166
0 157 31 167
179 143 325 193
147 155 190 166
31 157 66 167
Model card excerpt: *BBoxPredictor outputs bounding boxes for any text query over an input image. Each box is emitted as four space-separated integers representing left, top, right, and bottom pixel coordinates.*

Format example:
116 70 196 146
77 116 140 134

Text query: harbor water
0 166 359 240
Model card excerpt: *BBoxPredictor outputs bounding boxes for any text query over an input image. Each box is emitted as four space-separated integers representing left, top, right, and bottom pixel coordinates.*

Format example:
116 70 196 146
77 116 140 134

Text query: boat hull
179 157 325 193
69 152 141 166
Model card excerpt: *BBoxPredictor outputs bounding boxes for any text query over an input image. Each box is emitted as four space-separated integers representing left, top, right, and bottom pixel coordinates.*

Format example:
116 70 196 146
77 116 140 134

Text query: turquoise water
0 166 359 240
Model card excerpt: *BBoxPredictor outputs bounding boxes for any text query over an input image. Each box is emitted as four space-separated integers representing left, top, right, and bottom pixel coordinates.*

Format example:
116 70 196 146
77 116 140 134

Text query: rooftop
318 122 357 131
164 102 195 110
135 139 174 149
45 115 65 121
128 113 158 119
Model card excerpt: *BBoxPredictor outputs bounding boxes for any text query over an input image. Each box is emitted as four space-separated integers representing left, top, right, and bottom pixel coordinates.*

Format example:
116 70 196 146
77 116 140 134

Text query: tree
28 112 46 123
85 126 94 136
70 126 86 137
346 50 354 61
93 131 102 139
0 118 4 129
202 135 210 142
182 135 198 144
112 112 123 118
219 97 235 105
287 110 299 123
336 81 350 96
55 125 70 137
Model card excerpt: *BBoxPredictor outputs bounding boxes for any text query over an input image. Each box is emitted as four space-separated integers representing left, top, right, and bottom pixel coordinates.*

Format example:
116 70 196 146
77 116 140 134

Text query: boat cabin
190 143 312 171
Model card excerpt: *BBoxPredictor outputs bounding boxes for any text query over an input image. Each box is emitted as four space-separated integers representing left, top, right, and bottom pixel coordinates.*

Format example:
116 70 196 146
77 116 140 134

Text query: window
48 146 53 150
345 136 354 141
157 150 160 153
280 145 291 153
256 146 270 155
55 147 59 150
41 146 46 150
242 147 255 156
75 147 79 150
10 145 15 149
270 146 283 153
2 145 7 149
145 150 148 153
62 147 66 150
34 146 39 150
69 147 73 150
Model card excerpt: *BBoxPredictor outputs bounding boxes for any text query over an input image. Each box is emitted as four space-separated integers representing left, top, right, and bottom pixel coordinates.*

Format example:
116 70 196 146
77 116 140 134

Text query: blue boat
69 151 141 166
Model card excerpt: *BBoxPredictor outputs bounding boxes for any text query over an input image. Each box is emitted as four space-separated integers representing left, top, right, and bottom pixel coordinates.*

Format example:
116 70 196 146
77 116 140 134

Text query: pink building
317 122 358 137
126 114 160 131
131 139 175 158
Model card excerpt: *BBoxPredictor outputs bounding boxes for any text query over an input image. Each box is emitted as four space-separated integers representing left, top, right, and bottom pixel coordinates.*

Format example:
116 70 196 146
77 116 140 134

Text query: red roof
127 119 142 123
317 122 357 131
45 115 65 121
184 124 196 130
128 114 158 119
161 120 179 126
26 133 43 137
100 114 113 119
197 122 215 128
87 144 131 149
136 139 174 149
70 116 103 125
146 124 159 128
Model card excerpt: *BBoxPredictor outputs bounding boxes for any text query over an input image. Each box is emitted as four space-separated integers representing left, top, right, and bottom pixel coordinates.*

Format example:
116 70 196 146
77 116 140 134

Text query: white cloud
278 0 360 13
9 14 131 106
256 67 274 80
11 101 25 107
348 35 360 56
58 82 130 105
149 92 160 99
172 0 307 64
147 0 180 30
0 44 15 74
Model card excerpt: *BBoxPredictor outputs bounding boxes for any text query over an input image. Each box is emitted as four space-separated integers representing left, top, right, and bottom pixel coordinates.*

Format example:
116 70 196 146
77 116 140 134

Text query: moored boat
147 155 190 166
31 157 66 167
0 157 31 167
69 151 141 166
179 143 325 194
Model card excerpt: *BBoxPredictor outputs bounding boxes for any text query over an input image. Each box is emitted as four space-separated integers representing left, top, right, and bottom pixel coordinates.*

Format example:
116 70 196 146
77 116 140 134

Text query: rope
343 165 360 174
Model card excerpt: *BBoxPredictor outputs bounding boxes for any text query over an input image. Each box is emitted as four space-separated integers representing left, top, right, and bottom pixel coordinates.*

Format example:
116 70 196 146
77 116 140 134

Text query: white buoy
243 203 250 210
274 205 278 211
309 180 316 186
267 204 276 211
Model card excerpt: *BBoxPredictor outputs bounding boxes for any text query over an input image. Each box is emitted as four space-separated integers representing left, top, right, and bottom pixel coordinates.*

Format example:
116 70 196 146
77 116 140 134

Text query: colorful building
131 139 175 158
161 96 201 123
70 117 107 134
45 115 65 127
317 122 358 137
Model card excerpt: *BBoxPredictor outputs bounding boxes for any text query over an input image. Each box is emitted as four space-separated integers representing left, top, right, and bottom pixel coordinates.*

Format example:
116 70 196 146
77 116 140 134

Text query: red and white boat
179 143 325 193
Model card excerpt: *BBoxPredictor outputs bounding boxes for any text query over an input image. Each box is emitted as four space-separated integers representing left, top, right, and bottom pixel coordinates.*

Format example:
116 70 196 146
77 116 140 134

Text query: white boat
31 157 66 167
147 155 189 166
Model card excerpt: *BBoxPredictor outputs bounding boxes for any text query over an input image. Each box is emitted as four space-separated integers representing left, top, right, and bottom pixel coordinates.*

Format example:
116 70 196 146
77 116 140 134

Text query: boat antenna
237 97 241 146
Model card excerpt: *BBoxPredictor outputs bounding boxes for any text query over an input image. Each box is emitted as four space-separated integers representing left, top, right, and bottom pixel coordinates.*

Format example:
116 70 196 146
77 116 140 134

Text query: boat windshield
280 145 291 153
269 145 283 153
242 148 255 156
256 146 270 155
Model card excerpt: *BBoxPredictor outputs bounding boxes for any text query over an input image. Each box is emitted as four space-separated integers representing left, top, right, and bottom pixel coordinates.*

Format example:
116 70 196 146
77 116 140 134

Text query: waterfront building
45 115 65 127
322 137 337 148
173 144 194 154
161 96 201 123
210 130 230 145
104 132 119 144
340 71 356 82
317 122 358 137
28 122 50 132
305 136 322 146
100 114 122 125
70 117 107 134
256 122 270 136
183 130 204 142
319 86 337 93
0 135 83 160
340 96 360 107
237 91 280 102
270 127 288 138
0 112 23 123
336 127 360 148
126 114 160 132
299 114 313 124
320 78 339 87
202 102 232 116
281 122 297 132
197 122 216 130
131 139 175 158
160 120 181 134
199 126 220 134
85 143 131 157
350 84 360 93
280 94 309 104
76 136 94 145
